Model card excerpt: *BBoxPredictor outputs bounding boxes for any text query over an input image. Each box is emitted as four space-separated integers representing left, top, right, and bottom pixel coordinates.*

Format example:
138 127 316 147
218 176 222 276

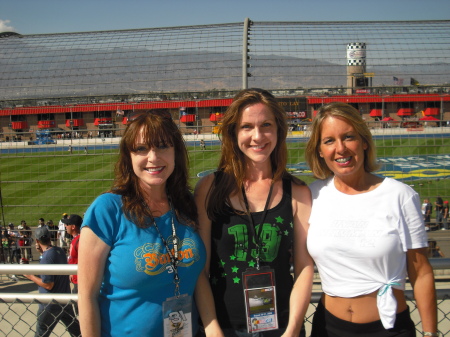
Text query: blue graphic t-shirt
82 193 206 337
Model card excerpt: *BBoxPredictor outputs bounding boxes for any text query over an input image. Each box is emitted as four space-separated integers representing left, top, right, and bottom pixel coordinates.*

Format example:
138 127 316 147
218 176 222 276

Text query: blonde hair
305 102 379 179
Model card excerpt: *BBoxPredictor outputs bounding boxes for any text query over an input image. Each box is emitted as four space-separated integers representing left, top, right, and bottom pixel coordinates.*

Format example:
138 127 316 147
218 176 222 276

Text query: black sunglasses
127 110 172 124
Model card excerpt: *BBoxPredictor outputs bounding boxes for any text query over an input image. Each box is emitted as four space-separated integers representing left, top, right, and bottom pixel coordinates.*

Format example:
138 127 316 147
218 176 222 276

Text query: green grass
1 136 449 225
0 149 118 224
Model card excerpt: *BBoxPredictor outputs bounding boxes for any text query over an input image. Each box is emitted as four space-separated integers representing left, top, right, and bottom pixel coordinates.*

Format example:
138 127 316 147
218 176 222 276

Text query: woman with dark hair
78 111 206 336
305 102 437 337
195 88 313 336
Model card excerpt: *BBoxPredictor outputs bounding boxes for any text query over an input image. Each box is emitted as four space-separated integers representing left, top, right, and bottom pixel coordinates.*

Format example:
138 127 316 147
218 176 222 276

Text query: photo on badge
242 269 278 333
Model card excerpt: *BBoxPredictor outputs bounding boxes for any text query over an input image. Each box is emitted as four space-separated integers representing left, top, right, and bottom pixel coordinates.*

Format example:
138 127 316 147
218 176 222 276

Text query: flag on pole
393 77 404 85
410 78 419 86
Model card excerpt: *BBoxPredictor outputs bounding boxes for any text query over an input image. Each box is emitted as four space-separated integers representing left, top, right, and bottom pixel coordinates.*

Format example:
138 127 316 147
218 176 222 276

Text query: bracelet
423 332 438 337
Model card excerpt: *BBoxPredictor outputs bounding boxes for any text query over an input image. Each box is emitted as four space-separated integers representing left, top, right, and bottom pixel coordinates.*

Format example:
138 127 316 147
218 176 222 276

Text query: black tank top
210 174 294 330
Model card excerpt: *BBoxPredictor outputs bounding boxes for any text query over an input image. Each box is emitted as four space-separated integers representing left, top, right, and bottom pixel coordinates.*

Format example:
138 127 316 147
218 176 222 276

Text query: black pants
35 303 81 337
10 247 21 263
310 301 416 337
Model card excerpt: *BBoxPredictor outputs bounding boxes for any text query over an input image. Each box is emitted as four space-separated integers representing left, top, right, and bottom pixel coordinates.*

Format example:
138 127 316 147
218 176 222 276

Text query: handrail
0 293 78 304
1 260 449 303
3 258 448 275
2 259 449 276
0 264 77 275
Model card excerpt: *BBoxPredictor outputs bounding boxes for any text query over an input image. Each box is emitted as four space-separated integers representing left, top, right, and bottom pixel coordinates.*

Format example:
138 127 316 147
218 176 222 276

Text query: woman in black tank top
194 88 313 337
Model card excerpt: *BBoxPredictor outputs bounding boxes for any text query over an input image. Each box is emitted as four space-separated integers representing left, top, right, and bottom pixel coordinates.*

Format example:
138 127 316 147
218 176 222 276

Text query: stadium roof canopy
0 23 245 103
1 20 449 105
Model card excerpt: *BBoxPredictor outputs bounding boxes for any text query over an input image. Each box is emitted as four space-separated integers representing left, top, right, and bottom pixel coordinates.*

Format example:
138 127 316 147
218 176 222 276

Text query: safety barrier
1 261 449 336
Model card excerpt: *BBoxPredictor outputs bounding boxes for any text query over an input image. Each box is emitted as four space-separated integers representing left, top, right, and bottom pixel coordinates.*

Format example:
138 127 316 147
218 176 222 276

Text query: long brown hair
207 88 295 219
110 111 197 228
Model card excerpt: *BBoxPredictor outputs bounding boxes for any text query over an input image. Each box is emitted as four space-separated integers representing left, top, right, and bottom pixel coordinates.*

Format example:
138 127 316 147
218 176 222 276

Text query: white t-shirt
307 177 428 329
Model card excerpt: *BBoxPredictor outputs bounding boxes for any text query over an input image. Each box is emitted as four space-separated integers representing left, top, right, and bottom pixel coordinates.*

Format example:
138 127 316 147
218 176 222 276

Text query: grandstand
0 19 449 221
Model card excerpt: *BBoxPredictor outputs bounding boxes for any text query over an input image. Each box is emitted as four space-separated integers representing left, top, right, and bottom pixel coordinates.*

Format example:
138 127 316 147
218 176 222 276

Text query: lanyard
241 180 274 270
143 201 181 297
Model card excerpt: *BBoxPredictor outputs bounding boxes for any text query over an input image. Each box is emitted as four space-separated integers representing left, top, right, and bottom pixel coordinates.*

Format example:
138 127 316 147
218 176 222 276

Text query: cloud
0 19 16 33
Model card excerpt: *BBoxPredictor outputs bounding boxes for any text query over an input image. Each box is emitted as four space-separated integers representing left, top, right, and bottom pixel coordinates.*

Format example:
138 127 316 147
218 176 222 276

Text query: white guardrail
2 260 450 303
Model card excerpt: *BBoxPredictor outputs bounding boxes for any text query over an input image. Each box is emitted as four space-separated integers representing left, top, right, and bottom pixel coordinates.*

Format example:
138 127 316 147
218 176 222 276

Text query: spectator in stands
305 102 437 337
19 220 33 261
443 201 449 230
24 226 81 337
435 196 444 229
1 226 19 281
17 223 25 256
7 223 21 264
1 226 11 263
422 198 432 230
58 213 69 250
194 88 313 336
46 220 57 246
38 218 45 228
78 110 206 336
62 214 82 294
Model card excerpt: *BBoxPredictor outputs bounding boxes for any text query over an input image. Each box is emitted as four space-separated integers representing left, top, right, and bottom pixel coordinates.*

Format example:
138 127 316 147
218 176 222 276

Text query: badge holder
163 294 193 337
242 267 278 333
147 202 193 337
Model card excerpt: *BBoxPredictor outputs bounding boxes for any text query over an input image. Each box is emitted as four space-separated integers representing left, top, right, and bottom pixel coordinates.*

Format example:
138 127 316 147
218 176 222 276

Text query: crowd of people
1 220 34 264
3 89 441 337
0 215 76 264
422 197 450 231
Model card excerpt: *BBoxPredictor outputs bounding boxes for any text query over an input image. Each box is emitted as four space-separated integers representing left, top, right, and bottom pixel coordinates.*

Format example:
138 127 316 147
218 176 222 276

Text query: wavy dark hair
109 111 197 228
207 88 302 219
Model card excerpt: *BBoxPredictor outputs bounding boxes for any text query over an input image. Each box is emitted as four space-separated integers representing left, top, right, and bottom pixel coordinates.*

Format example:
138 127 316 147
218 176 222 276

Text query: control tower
346 42 371 94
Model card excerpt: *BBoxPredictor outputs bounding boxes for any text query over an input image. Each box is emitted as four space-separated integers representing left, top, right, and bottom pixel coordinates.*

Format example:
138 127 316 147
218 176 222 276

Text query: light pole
70 107 74 144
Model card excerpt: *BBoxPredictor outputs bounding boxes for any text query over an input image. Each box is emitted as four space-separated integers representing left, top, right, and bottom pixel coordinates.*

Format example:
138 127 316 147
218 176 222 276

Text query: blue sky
1 0 449 35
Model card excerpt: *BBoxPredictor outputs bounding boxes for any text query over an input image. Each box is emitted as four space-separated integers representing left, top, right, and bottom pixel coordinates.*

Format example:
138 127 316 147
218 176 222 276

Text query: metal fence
1 19 450 228
0 20 450 335
1 123 450 226
1 261 449 336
